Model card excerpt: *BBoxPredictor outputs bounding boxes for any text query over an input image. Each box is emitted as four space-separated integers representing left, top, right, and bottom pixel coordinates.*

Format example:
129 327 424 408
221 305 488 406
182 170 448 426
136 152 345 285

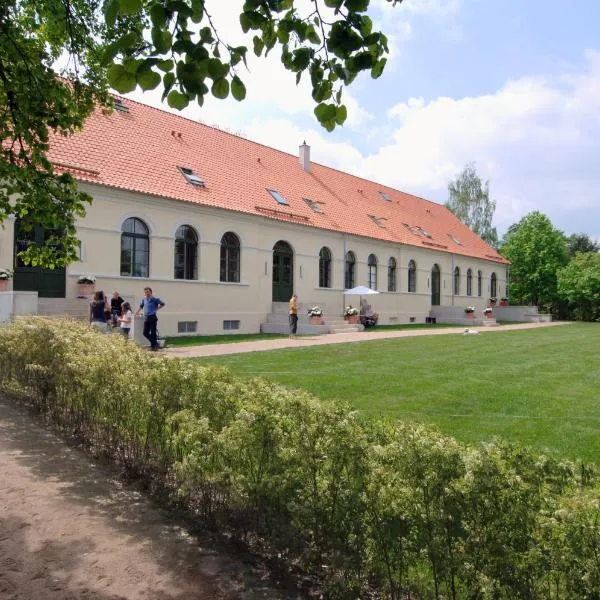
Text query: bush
1 317 599 599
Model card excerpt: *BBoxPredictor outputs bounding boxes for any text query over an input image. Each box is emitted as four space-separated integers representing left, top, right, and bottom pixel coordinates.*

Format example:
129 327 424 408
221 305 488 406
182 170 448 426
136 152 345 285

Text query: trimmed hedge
0 317 599 599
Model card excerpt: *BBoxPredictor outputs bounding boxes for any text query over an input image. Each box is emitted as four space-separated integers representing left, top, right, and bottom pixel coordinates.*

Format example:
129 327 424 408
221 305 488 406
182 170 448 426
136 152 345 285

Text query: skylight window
368 215 386 228
267 189 288 205
303 198 323 213
178 166 205 187
416 225 432 238
113 98 129 113
379 191 391 201
448 233 463 246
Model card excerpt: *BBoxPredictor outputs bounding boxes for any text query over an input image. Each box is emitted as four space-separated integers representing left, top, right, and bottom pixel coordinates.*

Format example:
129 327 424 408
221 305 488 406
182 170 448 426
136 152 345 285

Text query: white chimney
299 140 311 173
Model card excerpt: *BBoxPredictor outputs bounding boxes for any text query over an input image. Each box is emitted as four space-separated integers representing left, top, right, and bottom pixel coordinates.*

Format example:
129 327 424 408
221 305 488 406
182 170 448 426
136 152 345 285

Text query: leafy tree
500 211 569 311
445 163 498 247
1 0 403 267
566 233 600 257
557 252 600 321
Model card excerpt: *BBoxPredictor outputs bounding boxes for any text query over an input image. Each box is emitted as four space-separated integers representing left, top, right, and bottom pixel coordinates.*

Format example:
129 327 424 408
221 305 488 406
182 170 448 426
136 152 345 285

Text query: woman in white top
118 302 133 338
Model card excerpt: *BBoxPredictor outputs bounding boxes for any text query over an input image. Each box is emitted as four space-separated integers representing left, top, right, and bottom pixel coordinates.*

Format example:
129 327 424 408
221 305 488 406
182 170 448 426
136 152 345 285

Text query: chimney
299 140 311 173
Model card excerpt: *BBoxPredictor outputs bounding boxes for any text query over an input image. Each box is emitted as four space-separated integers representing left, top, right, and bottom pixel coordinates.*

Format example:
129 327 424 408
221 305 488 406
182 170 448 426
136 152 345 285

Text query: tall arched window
121 217 149 277
174 225 198 280
490 272 497 298
478 270 482 297
368 254 378 290
319 247 332 288
454 266 460 295
466 268 472 296
387 257 397 292
408 259 416 293
344 251 355 289
220 232 240 282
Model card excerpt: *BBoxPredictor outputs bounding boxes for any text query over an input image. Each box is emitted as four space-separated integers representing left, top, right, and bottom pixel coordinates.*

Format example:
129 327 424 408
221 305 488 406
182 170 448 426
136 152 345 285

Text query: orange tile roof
47 97 508 265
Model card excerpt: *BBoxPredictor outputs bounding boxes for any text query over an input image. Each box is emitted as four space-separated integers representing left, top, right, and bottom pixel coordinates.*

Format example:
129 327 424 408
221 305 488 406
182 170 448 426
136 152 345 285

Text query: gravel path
0 398 295 600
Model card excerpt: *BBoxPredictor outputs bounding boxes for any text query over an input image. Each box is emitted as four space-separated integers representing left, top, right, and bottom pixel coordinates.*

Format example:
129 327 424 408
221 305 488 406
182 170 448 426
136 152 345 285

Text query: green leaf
231 76 246 101
149 4 167 27
103 0 119 28
157 59 174 72
335 104 347 125
314 102 337 123
167 90 190 110
211 78 229 99
137 69 161 91
117 0 142 17
253 36 264 57
107 64 137 93
151 28 172 54
371 57 387 78
191 0 204 23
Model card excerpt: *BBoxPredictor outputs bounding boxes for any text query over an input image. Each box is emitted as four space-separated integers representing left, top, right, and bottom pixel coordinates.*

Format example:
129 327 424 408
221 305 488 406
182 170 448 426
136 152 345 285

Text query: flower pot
0 279 9 292
78 283 95 297
465 312 475 319
310 316 323 325
347 315 358 324
499 300 509 306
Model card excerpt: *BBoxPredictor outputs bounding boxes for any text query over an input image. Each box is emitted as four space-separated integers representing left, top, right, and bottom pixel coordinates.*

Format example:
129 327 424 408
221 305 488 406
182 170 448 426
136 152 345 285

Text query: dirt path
0 397 295 600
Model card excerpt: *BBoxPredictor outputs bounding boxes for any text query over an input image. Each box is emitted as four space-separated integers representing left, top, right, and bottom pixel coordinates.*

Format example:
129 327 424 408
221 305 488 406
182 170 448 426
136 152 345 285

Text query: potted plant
0 267 12 292
464 306 475 318
77 274 96 297
489 297 497 306
344 305 359 324
483 307 493 318
307 306 324 325
499 297 509 306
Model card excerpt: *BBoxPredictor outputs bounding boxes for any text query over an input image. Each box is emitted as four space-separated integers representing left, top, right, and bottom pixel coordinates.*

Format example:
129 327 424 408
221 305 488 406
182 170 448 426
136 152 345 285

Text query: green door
272 241 293 302
13 221 66 298
431 264 441 306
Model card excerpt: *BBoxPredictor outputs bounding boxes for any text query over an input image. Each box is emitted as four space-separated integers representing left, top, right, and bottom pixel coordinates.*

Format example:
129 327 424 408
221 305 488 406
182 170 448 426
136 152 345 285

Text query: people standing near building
289 293 298 339
110 291 125 328
89 290 109 333
118 302 133 339
135 287 165 351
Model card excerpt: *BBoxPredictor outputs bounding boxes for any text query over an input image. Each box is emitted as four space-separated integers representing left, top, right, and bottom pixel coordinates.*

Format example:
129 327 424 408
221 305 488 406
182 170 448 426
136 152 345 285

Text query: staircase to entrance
261 302 362 335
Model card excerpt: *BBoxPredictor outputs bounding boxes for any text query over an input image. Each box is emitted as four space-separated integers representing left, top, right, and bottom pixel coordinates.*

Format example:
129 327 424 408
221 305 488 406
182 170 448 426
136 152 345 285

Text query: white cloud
359 50 600 236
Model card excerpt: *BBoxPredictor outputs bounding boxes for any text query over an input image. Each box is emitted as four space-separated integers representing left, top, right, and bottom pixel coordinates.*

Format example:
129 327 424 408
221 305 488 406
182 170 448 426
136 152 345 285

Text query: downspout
342 232 347 316
451 253 455 307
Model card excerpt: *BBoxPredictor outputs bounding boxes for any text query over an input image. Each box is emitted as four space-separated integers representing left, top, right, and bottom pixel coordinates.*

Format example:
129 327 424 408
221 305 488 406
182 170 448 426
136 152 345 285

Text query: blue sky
124 0 600 241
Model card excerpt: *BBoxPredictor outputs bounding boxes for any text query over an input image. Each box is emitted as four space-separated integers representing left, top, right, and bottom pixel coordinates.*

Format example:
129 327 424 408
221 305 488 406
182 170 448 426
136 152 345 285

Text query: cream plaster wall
7 183 508 336
0 217 15 291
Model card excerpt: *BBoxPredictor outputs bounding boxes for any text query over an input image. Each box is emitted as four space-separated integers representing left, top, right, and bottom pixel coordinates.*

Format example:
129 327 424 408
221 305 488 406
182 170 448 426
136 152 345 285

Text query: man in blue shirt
135 287 165 351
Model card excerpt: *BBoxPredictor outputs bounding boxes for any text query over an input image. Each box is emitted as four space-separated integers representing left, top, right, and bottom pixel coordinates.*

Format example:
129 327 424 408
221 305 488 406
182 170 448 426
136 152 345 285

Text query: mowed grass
196 323 600 464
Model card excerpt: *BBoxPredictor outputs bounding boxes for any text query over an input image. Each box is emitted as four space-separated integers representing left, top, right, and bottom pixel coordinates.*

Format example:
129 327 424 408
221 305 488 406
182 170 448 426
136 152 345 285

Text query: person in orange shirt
288 293 298 339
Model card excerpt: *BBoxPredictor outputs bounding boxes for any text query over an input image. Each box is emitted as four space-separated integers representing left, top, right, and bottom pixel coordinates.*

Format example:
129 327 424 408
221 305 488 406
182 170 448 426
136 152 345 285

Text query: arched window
387 257 397 292
121 217 149 277
220 232 240 282
319 247 332 288
174 225 198 280
490 272 497 298
344 251 355 289
466 268 472 296
454 266 460 295
478 270 482 297
408 259 416 293
368 254 378 290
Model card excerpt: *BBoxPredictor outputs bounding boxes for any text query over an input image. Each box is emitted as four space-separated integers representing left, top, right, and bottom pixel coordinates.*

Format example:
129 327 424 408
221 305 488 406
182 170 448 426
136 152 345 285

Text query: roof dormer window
379 191 391 201
267 189 288 205
448 233 463 246
113 98 129 113
178 166 205 187
303 197 323 213
368 214 386 228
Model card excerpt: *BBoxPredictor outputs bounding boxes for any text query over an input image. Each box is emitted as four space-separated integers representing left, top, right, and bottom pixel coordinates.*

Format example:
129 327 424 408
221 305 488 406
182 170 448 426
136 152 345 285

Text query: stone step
37 298 90 319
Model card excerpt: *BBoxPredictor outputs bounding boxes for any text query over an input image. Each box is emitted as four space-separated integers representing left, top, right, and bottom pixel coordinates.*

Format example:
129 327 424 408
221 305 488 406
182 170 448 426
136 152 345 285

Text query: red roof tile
48 97 508 265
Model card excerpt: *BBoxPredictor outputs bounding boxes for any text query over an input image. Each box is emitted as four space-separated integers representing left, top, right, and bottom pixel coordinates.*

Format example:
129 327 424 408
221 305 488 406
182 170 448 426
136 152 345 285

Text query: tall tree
445 163 498 247
500 211 569 311
566 233 600 257
1 0 403 267
557 252 600 321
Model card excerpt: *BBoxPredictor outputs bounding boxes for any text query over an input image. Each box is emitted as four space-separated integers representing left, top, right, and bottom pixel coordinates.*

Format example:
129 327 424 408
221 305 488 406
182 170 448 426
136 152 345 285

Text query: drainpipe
342 232 347 316
451 254 455 307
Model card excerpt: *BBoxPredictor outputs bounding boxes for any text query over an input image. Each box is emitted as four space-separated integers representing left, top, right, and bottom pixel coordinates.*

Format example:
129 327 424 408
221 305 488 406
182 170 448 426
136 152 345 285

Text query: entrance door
272 241 293 302
431 264 441 306
13 221 66 298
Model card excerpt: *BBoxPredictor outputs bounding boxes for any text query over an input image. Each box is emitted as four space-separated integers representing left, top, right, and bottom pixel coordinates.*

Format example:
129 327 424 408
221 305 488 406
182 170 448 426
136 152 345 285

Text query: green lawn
195 323 600 464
